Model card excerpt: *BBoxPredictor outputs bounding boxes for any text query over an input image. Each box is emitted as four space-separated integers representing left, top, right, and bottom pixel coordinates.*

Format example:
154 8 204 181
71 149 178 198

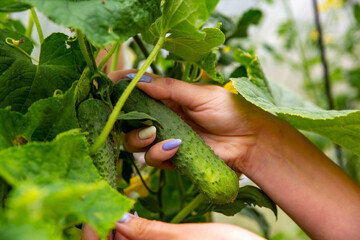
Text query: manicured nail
126 73 152 83
134 211 139 217
138 126 156 140
118 212 131 223
162 139 182 151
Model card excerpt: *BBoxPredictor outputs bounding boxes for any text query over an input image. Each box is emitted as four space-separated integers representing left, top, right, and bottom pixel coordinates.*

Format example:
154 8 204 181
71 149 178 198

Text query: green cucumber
77 98 117 188
112 80 239 204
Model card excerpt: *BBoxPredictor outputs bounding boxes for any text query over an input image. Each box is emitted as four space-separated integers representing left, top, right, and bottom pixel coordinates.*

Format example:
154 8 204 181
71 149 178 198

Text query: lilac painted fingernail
134 211 139 217
118 212 131 223
126 73 152 83
162 139 182 151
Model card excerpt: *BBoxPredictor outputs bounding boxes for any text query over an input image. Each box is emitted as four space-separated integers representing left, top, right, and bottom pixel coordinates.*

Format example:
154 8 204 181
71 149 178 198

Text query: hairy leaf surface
0 30 83 113
23 0 161 47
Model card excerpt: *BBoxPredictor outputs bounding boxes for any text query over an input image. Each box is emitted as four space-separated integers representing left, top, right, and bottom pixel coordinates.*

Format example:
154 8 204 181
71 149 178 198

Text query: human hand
108 69 275 174
81 214 265 240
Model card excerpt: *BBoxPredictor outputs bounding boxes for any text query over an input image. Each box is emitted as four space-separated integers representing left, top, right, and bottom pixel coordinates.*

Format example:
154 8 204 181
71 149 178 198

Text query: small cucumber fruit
111 80 239 204
77 98 116 188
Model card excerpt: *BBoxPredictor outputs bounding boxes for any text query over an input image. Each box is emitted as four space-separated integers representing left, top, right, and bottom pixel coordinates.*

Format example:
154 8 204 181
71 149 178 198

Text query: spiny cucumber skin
112 81 239 204
77 98 117 188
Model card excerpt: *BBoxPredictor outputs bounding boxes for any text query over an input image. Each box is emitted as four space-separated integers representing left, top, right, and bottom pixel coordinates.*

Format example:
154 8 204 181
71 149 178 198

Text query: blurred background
6 0 360 239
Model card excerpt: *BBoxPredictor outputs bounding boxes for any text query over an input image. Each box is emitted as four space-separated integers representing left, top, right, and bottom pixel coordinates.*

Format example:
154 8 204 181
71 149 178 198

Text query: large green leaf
0 132 100 186
141 0 224 83
164 27 224 63
23 0 161 47
0 30 83 113
231 49 360 157
143 0 219 42
0 132 133 238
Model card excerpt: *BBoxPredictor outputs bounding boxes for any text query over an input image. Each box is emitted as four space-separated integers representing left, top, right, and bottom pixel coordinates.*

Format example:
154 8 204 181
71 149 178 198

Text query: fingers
144 139 180 169
115 215 265 240
108 69 217 110
123 126 177 170
122 126 157 152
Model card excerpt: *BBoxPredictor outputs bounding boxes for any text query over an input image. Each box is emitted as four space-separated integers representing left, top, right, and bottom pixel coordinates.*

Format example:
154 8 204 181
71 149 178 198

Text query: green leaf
0 30 83 113
164 27 225 63
71 185 133 239
6 181 103 222
0 0 31 12
240 207 270 239
213 186 277 217
228 9 263 39
0 132 100 186
0 220 60 240
0 18 26 34
143 0 219 42
0 83 78 151
24 0 161 47
196 50 224 84
27 82 79 141
117 111 162 126
231 49 360 158
0 109 33 151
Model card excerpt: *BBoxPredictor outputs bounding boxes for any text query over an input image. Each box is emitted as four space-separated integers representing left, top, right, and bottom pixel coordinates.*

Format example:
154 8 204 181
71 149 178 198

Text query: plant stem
97 42 120 71
170 193 206 223
90 35 165 154
133 35 161 75
281 0 316 98
130 157 157 195
311 0 343 167
77 30 97 75
25 12 34 39
110 42 121 72
157 169 165 221
182 62 191 82
30 8 44 44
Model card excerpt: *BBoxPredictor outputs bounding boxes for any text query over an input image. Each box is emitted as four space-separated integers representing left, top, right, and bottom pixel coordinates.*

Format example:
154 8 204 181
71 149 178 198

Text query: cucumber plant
4 0 360 239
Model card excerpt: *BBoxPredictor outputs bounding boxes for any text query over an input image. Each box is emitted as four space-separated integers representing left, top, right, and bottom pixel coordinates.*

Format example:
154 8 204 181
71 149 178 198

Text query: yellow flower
224 81 238 94
318 0 344 12
124 174 151 197
310 29 319 40
223 45 231 53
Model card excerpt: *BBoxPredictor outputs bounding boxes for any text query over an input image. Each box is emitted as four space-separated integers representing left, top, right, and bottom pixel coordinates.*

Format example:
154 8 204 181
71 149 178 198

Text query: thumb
115 214 178 240
115 213 265 240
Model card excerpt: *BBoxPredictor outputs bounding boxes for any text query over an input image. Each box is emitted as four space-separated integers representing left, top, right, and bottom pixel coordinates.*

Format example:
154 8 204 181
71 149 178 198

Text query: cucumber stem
90 35 165 154
97 42 120 71
182 62 191 82
30 8 44 44
25 11 34 39
110 42 121 72
77 30 97 75
170 193 206 223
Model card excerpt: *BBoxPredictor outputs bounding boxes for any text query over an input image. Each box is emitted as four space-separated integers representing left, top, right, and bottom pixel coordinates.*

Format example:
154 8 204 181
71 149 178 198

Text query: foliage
1 0 360 239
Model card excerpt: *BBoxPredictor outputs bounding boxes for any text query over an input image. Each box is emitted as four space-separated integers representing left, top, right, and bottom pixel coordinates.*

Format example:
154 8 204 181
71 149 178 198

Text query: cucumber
111 80 239 204
77 98 117 188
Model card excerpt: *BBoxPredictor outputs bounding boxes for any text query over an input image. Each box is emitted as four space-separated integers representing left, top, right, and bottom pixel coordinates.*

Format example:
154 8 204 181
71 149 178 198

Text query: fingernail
126 73 152 83
162 139 182 151
134 211 139 217
138 126 156 140
118 212 132 223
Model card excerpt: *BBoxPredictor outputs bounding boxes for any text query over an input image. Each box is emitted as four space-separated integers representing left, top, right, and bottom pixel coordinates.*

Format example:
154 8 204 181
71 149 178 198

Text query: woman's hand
81 214 265 240
108 69 274 174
